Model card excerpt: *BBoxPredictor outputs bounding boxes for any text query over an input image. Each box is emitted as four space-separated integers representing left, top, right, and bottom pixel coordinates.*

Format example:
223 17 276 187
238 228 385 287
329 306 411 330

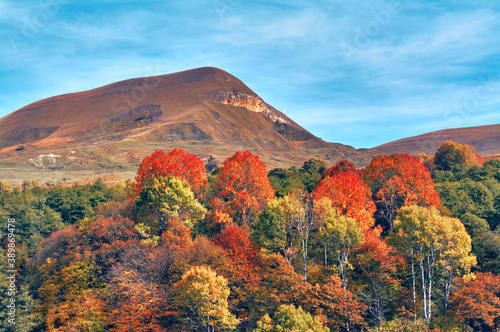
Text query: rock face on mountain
0 67 374 185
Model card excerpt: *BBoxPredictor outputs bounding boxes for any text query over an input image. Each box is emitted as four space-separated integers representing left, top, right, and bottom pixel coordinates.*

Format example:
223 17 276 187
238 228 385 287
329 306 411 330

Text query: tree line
0 141 499 331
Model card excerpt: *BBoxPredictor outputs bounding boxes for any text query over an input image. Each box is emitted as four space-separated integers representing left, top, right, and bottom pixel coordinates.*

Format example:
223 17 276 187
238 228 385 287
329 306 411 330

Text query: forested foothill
1 143 499 331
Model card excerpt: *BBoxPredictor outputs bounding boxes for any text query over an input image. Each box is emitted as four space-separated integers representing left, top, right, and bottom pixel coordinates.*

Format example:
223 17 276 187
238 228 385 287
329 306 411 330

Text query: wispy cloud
1 0 499 149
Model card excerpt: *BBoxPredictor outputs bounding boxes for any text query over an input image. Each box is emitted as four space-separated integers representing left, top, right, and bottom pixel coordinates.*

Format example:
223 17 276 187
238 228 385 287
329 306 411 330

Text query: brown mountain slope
372 124 500 157
0 67 374 185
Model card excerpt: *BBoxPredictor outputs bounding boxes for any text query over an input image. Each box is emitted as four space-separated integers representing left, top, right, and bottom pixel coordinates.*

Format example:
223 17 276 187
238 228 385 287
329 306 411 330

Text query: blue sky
1 0 499 148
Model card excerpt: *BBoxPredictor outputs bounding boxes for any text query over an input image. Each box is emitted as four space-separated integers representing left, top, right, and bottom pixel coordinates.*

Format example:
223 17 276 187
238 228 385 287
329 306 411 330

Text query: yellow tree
255 304 329 332
388 206 476 325
316 198 364 289
174 266 240 332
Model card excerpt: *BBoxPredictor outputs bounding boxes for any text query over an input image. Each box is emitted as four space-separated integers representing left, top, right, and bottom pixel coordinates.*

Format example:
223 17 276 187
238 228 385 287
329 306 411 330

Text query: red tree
318 160 361 183
213 226 261 327
314 170 376 231
352 226 402 325
363 154 440 232
134 149 207 196
211 151 275 224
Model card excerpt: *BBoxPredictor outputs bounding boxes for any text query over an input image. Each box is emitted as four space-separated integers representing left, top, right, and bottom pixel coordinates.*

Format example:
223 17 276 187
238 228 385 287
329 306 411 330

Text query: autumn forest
1 140 500 332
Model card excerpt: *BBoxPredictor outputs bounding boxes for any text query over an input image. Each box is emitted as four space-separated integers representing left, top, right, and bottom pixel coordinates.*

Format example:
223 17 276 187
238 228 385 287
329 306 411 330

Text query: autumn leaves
9 145 498 331
128 147 460 330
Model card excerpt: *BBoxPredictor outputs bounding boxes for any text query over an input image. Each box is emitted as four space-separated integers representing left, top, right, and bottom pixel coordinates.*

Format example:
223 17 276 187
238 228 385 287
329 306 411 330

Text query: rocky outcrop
211 91 288 124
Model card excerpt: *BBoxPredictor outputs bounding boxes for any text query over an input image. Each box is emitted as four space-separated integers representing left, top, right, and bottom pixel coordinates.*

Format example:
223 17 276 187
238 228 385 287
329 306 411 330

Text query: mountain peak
1 67 370 186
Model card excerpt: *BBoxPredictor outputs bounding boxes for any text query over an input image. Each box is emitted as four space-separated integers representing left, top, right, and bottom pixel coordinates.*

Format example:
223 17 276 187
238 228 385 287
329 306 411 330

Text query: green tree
135 176 207 233
252 199 287 254
255 304 329 332
434 140 483 171
174 266 240 332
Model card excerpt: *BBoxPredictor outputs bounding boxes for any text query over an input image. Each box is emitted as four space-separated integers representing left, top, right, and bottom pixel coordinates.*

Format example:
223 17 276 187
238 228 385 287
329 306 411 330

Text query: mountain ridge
372 124 500 157
1 67 497 186
0 67 372 185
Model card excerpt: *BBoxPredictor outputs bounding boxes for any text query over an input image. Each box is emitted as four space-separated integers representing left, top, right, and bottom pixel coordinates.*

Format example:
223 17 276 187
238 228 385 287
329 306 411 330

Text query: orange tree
134 149 207 196
315 169 376 232
317 159 361 183
211 151 275 224
450 272 500 330
363 154 440 232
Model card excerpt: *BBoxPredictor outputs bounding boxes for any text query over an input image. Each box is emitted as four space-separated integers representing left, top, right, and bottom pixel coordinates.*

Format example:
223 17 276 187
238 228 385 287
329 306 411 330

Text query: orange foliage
134 148 207 196
46 290 106 331
107 269 167 331
450 272 500 329
434 140 483 170
161 218 193 251
255 251 303 315
211 151 275 224
296 275 367 332
85 216 140 270
363 154 440 231
355 226 401 274
315 170 375 231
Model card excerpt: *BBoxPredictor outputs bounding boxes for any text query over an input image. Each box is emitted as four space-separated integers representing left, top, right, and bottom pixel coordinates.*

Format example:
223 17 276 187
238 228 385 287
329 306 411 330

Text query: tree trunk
324 243 328 278
444 269 453 315
410 249 417 321
420 259 429 324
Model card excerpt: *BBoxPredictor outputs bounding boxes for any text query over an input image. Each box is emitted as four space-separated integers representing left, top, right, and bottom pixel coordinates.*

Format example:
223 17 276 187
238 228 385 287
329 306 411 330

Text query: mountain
0 67 374 185
372 124 500 157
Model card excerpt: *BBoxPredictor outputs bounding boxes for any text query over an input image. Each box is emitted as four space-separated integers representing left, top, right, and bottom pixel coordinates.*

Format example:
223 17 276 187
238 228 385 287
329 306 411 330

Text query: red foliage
476 153 484 166
213 226 259 282
314 170 375 231
213 226 261 325
353 226 402 293
318 160 362 183
211 151 275 224
134 149 207 196
363 154 440 231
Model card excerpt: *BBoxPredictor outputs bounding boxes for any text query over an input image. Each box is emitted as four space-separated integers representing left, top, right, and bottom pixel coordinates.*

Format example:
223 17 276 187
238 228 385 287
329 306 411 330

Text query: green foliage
434 140 482 171
255 304 329 332
317 198 364 286
433 159 500 274
252 199 287 253
135 176 207 233
45 181 115 224
268 158 328 196
0 189 64 253
3 151 499 331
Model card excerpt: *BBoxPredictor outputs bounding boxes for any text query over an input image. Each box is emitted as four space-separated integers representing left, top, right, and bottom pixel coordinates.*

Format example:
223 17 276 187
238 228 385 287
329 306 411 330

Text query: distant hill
0 67 374 185
372 124 500 157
